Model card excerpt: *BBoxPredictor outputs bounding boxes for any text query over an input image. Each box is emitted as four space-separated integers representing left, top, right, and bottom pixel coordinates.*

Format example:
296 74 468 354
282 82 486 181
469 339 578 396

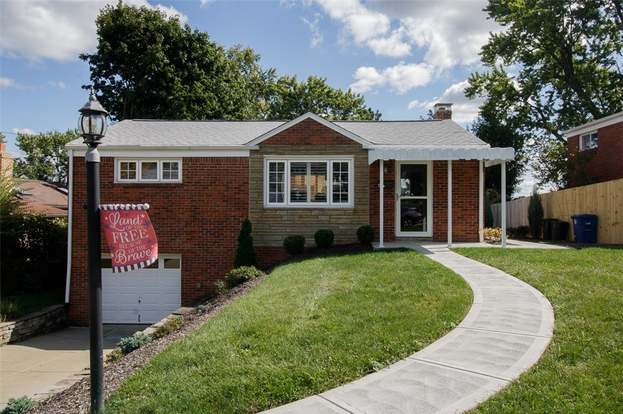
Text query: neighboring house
563 110 623 187
65 104 514 324
15 179 68 217
0 142 68 217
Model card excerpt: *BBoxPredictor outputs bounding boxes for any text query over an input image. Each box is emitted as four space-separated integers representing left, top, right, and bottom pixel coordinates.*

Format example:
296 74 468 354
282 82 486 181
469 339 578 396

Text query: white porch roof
368 145 515 164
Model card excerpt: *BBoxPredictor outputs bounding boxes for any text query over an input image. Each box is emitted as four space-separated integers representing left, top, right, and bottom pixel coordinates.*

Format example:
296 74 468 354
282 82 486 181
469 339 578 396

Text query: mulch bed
32 276 266 414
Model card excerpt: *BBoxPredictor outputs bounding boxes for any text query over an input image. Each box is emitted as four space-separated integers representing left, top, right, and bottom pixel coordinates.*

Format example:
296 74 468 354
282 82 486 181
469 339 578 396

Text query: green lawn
455 247 623 413
0 290 64 322
106 250 471 413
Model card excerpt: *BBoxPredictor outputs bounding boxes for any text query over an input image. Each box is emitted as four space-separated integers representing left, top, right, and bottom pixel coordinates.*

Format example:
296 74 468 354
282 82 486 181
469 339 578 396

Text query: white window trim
263 156 354 209
139 160 160 182
579 131 598 151
115 158 182 183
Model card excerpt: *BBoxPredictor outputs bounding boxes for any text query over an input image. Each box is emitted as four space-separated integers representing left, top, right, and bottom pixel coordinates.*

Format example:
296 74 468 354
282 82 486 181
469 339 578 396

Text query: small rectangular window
141 161 159 180
164 257 181 269
267 161 285 204
162 161 180 181
290 162 308 203
332 161 349 203
580 132 598 151
119 161 137 181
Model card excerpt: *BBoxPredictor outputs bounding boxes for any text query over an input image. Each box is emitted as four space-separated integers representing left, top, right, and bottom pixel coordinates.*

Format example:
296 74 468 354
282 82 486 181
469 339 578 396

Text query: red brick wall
433 160 479 242
567 121 623 187
262 118 358 146
69 156 248 324
369 160 395 242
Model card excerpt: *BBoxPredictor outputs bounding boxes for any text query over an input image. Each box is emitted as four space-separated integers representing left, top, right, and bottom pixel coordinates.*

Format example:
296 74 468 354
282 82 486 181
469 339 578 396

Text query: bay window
265 158 353 207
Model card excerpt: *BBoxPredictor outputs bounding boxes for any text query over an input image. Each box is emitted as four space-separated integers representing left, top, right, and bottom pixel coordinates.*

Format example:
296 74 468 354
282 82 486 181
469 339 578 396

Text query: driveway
0 325 144 408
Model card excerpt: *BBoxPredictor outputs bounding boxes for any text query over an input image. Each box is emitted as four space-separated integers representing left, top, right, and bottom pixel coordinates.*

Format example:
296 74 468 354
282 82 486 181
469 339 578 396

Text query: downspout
64 149 73 303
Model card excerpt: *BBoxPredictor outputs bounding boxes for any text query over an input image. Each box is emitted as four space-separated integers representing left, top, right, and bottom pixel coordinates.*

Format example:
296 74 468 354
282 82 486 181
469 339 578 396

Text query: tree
528 188 544 238
0 132 5 143
13 130 78 187
83 2 379 121
234 218 256 267
266 76 380 120
470 105 527 198
467 0 623 188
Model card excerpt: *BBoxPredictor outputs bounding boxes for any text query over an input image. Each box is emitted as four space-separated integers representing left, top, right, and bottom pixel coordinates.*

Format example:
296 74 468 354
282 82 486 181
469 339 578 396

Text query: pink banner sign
100 204 158 273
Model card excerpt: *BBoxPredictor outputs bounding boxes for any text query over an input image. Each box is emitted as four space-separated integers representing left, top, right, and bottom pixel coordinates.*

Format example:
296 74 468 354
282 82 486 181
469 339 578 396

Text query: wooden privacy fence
492 178 623 244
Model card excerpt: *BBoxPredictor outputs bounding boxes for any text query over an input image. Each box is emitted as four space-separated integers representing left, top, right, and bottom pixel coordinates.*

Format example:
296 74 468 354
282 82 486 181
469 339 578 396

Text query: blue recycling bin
571 214 598 244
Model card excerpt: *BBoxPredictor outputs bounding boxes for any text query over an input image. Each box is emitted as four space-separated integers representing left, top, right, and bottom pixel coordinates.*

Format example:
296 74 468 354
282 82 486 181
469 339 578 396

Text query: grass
106 250 471 413
455 247 623 413
0 290 64 322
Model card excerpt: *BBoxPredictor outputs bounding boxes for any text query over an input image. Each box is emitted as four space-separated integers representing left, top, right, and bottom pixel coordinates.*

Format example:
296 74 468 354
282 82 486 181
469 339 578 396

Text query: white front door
102 255 181 324
395 161 433 237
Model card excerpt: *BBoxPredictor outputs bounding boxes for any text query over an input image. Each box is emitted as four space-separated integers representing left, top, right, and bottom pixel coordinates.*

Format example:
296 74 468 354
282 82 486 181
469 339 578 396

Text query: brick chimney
0 142 15 178
433 103 453 120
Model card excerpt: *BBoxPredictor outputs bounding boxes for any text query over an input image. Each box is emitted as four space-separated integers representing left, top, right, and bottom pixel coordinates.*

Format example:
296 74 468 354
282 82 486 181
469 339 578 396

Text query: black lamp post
78 88 108 414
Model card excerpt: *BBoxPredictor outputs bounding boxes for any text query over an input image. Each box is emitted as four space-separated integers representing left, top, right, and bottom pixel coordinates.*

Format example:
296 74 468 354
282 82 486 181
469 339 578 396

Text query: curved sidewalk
263 245 554 414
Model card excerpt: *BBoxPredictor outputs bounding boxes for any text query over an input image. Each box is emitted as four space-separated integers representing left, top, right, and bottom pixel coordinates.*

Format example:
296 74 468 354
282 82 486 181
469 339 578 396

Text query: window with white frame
115 159 182 183
579 132 598 151
265 158 353 207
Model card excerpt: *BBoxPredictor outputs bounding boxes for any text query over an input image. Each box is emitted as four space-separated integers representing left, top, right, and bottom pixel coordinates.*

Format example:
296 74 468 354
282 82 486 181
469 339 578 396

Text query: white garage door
102 255 181 324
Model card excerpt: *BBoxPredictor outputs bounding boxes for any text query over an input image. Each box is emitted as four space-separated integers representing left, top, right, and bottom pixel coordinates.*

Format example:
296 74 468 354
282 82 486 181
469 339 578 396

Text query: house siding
567 121 623 187
432 160 480 242
249 118 369 251
68 156 248 325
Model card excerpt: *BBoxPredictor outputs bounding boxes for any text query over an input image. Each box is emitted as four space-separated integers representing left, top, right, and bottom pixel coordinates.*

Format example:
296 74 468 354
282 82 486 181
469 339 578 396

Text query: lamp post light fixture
78 88 108 414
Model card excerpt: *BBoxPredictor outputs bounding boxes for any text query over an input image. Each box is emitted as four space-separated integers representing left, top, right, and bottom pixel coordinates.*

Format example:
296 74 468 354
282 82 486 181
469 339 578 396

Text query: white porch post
501 161 507 248
479 160 484 242
379 159 384 248
447 160 452 248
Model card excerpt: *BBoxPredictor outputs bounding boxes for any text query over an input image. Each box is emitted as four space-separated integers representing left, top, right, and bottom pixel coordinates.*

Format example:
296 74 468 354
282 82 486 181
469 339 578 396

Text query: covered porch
369 146 515 248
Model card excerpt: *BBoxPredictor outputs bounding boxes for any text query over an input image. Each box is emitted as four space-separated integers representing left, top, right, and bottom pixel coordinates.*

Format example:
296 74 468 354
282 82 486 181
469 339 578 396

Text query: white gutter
64 149 73 303
561 110 623 139
368 146 515 164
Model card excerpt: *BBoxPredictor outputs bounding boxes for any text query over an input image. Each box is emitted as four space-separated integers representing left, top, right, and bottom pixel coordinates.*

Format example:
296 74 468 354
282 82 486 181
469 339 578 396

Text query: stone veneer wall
0 304 67 345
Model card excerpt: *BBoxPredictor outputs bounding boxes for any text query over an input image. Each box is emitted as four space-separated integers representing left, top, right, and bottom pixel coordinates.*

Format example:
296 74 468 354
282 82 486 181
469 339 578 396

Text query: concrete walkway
0 325 143 408
264 244 554 414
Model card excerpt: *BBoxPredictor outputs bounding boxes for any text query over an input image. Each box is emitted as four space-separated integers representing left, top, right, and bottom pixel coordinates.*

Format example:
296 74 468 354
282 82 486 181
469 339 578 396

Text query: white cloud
0 77 15 88
0 0 188 62
407 80 484 124
351 62 432 94
47 80 66 89
302 14 324 47
308 0 498 75
11 128 36 135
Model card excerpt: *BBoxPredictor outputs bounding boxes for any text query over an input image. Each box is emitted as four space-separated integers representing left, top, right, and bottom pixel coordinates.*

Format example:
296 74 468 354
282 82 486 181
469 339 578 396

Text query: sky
0 0 536 196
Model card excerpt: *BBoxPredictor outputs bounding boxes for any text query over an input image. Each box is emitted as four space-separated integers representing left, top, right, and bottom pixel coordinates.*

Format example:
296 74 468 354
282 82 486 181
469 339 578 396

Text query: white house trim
379 159 384 248
245 112 373 148
448 160 452 248
369 146 515 163
562 110 623 139
71 149 250 158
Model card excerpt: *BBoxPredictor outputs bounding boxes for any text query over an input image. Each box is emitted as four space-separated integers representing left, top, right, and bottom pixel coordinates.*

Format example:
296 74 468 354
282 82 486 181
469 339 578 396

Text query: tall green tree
83 2 378 121
470 106 527 198
14 130 78 187
467 0 623 189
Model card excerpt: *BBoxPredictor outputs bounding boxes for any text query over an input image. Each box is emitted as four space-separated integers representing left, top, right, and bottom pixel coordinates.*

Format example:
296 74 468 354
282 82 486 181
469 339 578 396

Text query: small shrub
226 266 264 288
105 348 123 365
483 227 502 242
214 279 227 295
283 235 305 255
314 229 334 249
357 225 374 245
118 332 152 355
2 396 35 414
152 315 183 339
528 188 544 238
234 218 256 267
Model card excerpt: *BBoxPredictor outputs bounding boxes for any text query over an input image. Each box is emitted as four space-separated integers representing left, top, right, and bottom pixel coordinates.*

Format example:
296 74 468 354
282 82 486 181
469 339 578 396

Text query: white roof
562 110 623 139
66 113 488 149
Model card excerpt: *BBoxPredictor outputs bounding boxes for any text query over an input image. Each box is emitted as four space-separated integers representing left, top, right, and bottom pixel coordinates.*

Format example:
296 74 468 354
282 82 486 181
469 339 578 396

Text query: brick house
65 104 514 324
563 110 623 187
